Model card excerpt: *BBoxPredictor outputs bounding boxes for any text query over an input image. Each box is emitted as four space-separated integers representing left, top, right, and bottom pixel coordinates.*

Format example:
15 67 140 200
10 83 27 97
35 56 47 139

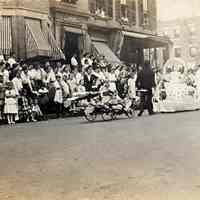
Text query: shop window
174 48 181 57
190 47 198 57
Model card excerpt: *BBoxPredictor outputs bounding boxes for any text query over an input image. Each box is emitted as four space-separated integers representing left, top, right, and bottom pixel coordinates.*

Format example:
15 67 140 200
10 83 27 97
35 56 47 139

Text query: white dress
108 73 117 92
4 89 18 114
54 81 63 104
128 76 136 99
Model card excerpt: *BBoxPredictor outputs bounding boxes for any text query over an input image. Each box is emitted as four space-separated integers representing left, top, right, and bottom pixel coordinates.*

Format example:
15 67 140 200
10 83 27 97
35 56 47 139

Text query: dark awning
122 31 172 48
25 19 50 59
93 41 121 64
0 16 12 56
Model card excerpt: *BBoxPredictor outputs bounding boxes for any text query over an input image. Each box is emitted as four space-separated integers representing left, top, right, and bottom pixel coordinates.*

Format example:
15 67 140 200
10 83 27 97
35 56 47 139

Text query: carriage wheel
101 112 112 121
84 112 97 122
126 108 136 119
111 113 117 120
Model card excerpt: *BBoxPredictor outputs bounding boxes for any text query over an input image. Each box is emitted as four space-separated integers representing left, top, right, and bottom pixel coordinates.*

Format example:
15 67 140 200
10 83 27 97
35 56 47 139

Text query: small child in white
32 98 43 120
4 81 18 125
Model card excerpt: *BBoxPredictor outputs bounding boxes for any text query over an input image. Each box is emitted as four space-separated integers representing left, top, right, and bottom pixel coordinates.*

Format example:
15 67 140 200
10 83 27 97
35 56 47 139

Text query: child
0 72 5 121
19 89 36 122
128 71 137 100
32 98 43 120
75 79 88 107
54 74 64 118
100 80 113 104
4 81 18 125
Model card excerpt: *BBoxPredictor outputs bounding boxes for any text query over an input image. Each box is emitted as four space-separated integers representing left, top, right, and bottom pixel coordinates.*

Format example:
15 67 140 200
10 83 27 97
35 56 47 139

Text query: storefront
115 30 172 67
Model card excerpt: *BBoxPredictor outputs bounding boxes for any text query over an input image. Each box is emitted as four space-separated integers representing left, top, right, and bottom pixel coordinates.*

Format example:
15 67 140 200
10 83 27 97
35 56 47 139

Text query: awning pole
155 48 157 69
149 48 151 62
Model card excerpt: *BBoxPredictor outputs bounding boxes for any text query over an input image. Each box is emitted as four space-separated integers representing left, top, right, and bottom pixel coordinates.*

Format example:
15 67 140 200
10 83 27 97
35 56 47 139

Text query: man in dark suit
83 65 97 92
136 60 156 116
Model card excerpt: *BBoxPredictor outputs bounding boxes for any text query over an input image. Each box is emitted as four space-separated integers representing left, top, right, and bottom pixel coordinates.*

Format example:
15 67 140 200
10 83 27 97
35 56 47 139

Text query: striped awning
93 41 121 64
0 16 12 56
25 19 50 59
43 25 65 60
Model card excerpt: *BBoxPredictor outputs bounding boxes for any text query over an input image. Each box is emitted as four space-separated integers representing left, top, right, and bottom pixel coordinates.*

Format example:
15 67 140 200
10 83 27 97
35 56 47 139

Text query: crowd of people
0 52 156 126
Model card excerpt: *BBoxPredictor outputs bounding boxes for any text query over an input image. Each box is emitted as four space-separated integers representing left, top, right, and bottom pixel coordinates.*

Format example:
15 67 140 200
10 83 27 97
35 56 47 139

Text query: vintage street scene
1 0 200 199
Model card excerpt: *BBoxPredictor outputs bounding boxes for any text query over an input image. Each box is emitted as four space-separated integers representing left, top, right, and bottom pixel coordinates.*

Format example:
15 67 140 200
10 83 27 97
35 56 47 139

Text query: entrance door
64 32 81 64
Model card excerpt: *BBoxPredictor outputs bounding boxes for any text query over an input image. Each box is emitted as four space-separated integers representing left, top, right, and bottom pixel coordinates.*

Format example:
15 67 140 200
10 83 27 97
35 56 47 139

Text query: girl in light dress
54 74 64 118
32 98 43 120
0 72 5 121
4 81 18 125
108 66 117 92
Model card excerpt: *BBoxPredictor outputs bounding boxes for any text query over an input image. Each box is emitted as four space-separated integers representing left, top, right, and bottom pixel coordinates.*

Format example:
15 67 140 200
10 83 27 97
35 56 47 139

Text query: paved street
1 111 200 200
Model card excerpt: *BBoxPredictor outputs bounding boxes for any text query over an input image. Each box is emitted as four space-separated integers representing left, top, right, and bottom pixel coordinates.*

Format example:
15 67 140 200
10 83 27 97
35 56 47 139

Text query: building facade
158 17 200 67
0 0 170 66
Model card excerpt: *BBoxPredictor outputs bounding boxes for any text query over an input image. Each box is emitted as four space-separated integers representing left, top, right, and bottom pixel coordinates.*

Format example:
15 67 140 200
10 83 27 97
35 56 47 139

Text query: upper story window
89 0 113 18
173 27 180 38
61 0 78 4
188 24 196 36
143 0 148 12
174 47 181 57
120 0 128 22
189 47 198 57
138 0 149 26
143 0 149 25
115 0 136 25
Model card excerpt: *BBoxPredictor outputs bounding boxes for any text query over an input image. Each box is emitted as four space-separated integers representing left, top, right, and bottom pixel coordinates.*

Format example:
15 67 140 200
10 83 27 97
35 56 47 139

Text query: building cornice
1 6 48 15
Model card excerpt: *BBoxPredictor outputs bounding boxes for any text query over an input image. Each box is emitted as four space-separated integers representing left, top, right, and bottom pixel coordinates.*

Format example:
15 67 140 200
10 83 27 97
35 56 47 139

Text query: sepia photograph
0 0 200 199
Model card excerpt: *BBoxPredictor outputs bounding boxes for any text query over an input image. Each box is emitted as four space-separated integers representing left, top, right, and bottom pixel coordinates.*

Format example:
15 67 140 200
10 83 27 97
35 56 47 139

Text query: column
113 0 116 21
12 16 26 60
135 0 140 27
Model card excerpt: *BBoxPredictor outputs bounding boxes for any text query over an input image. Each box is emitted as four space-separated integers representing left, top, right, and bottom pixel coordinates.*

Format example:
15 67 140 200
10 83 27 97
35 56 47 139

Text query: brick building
158 17 200 67
0 0 171 66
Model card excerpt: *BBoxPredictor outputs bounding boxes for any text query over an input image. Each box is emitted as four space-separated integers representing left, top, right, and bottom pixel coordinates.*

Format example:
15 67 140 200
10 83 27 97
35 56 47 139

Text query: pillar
12 16 26 60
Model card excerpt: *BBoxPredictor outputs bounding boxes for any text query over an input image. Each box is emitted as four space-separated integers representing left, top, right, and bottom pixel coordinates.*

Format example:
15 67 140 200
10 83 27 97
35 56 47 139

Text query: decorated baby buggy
154 58 200 113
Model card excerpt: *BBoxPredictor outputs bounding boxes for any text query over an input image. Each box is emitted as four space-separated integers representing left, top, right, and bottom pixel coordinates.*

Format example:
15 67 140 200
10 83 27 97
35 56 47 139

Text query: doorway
64 31 82 64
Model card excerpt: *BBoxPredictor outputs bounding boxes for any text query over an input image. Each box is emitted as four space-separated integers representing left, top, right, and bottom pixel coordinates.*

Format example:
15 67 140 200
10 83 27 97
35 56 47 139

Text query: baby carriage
84 91 136 122
84 91 113 122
